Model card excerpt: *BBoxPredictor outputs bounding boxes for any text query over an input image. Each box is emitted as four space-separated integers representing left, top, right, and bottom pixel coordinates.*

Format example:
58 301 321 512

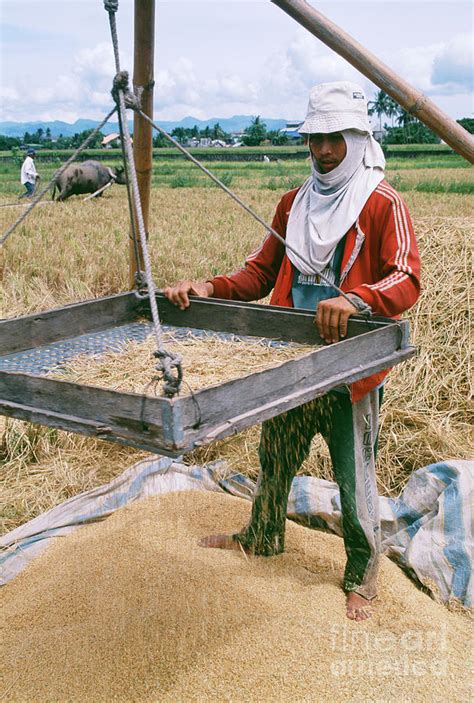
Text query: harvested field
1 491 471 702
1 188 473 533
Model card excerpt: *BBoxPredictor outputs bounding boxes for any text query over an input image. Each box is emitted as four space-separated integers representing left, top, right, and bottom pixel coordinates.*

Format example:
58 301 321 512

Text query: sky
1 0 473 125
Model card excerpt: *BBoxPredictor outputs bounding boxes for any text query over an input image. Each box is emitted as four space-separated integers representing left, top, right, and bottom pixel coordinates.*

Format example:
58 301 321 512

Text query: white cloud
152 29 474 122
153 58 258 118
254 32 374 119
74 43 118 85
432 32 474 91
382 32 474 100
1 16 472 125
388 44 443 94
0 41 131 122
0 86 20 104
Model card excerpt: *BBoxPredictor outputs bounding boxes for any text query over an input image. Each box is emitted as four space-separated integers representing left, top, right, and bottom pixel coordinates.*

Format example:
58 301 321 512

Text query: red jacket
210 180 421 402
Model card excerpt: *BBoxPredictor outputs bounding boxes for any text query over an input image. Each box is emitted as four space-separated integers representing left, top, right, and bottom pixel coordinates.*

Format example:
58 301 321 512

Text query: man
19 148 40 199
164 82 421 621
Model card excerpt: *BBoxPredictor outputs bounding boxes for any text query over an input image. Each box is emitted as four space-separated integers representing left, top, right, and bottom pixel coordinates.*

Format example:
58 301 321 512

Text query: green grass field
0 151 472 198
0 142 456 160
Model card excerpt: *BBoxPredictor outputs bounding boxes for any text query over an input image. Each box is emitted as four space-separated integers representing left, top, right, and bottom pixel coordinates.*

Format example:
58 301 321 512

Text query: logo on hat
352 91 365 100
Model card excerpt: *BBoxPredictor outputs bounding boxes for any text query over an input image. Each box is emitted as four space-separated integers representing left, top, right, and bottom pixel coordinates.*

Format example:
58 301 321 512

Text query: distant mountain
0 119 132 138
163 115 288 133
0 115 288 138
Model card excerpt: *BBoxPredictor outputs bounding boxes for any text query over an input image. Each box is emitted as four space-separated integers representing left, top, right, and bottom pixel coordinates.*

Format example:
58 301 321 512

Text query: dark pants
19 182 35 199
238 388 383 599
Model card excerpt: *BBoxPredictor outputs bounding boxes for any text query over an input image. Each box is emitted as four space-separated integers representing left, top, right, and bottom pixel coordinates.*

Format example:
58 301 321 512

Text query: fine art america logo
329 623 449 680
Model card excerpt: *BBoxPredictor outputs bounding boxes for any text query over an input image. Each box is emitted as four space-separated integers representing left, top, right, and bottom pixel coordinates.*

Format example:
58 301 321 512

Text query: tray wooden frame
0 292 416 456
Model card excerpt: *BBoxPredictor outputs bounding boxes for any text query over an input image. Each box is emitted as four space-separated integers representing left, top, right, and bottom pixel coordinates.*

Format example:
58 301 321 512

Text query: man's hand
316 295 358 343
163 280 214 310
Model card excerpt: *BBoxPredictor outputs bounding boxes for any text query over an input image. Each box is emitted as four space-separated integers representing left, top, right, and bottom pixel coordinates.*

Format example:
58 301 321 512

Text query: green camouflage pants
238 388 382 600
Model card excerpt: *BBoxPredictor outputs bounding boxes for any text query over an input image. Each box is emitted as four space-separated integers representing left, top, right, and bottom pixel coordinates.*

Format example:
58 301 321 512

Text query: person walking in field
164 81 421 621
19 148 40 199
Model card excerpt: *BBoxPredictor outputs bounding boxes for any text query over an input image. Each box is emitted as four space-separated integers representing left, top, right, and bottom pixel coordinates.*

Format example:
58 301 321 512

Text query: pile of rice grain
49 332 312 394
1 491 470 702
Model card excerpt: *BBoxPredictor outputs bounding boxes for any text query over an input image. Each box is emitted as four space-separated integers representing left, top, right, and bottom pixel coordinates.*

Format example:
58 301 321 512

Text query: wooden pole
130 0 156 288
271 0 474 163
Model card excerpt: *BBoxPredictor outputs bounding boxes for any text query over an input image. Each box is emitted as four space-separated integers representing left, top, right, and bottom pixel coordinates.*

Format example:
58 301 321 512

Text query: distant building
279 121 304 141
368 117 388 144
372 126 388 144
101 133 121 148
285 120 304 130
230 131 246 145
20 143 43 151
184 137 229 148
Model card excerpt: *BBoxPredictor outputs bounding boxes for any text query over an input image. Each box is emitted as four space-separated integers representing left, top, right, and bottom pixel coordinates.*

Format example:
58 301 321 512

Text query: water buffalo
52 160 127 201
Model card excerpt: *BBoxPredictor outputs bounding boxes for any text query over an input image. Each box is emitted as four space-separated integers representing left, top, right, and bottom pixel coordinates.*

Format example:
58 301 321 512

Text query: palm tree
396 109 415 143
384 95 400 127
211 122 226 141
243 116 267 146
368 90 389 132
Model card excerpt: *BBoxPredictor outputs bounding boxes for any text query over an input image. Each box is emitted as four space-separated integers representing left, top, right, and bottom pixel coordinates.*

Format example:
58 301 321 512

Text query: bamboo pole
130 0 156 288
271 0 474 163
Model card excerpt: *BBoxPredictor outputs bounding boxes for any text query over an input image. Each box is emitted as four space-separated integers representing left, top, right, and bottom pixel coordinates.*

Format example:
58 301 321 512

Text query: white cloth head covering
286 83 385 275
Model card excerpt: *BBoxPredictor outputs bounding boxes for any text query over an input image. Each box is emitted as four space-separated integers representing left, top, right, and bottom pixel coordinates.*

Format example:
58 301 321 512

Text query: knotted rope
105 0 183 397
112 71 142 112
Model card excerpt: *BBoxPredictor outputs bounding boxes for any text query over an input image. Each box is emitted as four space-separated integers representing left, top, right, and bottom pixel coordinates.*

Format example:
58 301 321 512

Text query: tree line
0 127 106 152
368 90 473 144
0 103 472 153
153 116 290 147
0 117 290 152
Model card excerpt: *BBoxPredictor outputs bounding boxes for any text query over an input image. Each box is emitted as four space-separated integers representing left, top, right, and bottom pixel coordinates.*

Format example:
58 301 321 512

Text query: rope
0 107 117 246
104 0 145 289
110 95 142 284
104 1 121 69
83 178 115 202
136 109 371 315
106 2 182 397
103 0 118 12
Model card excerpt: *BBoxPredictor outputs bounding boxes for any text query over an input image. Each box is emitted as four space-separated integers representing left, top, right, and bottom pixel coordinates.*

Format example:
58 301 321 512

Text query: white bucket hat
299 81 372 135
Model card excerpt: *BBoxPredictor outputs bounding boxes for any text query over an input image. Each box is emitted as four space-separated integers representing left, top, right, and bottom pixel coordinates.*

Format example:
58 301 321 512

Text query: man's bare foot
199 534 251 554
346 592 375 621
